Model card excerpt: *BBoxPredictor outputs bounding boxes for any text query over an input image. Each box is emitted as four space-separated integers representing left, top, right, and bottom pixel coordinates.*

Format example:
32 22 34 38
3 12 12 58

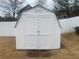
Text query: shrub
0 17 17 21
74 26 79 35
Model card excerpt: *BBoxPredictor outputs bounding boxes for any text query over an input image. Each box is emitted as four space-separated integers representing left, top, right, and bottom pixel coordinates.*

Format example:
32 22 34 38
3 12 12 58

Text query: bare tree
54 0 79 18
74 0 79 15
0 0 24 18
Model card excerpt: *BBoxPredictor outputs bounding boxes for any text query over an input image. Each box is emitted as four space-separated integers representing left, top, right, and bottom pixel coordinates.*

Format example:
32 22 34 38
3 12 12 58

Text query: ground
0 32 79 59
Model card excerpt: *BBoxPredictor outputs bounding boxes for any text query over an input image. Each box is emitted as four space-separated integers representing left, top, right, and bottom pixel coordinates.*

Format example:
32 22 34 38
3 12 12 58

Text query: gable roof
19 5 32 13
21 5 55 16
19 5 54 14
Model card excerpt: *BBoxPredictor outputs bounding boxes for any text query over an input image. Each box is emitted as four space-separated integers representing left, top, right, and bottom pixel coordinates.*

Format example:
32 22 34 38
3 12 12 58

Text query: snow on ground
59 16 79 33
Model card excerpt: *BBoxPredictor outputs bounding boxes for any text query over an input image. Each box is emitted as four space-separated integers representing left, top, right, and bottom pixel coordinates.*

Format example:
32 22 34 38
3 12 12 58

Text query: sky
21 0 55 9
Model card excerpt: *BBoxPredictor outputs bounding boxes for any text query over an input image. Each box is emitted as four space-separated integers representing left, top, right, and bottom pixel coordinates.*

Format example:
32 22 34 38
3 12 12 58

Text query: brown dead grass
0 32 79 59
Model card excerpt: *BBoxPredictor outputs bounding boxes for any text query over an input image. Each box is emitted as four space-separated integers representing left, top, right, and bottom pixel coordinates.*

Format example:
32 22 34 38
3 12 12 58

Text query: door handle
37 31 40 33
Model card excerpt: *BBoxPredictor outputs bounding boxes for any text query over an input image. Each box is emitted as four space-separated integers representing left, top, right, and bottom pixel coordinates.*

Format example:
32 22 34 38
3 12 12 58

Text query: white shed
15 5 61 50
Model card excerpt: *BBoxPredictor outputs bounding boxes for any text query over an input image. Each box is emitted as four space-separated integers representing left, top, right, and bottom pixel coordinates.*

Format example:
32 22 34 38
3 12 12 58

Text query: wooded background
0 0 79 21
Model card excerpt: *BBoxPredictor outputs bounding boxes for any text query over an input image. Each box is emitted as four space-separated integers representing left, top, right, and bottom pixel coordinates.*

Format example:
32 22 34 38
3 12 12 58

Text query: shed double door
22 15 53 49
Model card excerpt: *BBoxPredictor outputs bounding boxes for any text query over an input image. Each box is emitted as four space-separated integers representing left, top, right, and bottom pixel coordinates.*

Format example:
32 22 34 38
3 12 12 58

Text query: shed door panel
38 15 53 34
39 35 53 49
24 35 38 49
20 15 38 34
22 15 38 49
38 15 53 49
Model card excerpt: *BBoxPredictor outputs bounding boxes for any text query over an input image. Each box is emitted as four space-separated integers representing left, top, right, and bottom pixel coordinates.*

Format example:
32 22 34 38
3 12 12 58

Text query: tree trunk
74 0 77 16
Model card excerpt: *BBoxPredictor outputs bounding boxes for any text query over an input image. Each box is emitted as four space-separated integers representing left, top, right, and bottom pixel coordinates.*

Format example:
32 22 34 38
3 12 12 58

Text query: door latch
37 31 40 33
